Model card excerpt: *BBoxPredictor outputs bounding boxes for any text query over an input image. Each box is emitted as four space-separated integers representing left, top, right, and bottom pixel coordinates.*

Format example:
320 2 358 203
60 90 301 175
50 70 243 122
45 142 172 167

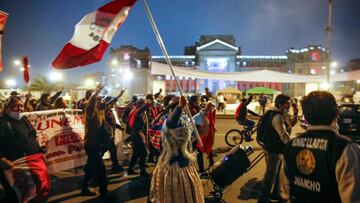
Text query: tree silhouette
23 76 59 94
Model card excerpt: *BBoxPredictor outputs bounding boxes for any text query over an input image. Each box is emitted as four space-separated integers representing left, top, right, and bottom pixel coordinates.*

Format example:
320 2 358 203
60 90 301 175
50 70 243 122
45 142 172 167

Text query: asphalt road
2 117 306 203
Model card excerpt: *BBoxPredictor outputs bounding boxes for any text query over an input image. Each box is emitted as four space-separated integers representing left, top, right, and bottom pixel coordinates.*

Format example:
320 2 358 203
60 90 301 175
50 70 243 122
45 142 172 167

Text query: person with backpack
257 94 298 203
235 94 256 141
279 91 360 203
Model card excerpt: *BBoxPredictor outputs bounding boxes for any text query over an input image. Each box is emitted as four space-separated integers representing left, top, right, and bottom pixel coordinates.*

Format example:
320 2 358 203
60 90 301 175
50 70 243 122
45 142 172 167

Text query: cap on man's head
145 94 154 100
131 95 138 102
10 91 19 96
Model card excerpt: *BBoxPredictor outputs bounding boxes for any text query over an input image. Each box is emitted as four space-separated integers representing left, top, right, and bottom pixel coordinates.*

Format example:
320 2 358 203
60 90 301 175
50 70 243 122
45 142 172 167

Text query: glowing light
320 82 330 90
5 79 17 87
310 69 316 74
330 70 336 75
330 61 338 68
123 53 130 60
85 79 95 87
165 75 171 80
206 58 228 70
321 66 326 70
20 67 25 71
14 60 21 66
49 72 63 82
356 80 360 84
111 59 119 66
123 69 133 80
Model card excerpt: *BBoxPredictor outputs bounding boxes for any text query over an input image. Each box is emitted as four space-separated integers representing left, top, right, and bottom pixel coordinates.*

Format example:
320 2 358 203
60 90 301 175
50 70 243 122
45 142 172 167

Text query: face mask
8 111 23 120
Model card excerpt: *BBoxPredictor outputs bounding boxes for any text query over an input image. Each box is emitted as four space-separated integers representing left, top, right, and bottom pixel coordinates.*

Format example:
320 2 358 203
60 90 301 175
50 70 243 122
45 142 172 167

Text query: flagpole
142 0 203 147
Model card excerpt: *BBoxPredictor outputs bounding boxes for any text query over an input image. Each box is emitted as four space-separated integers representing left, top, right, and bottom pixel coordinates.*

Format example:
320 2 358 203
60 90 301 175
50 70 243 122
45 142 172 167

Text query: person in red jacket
235 94 255 141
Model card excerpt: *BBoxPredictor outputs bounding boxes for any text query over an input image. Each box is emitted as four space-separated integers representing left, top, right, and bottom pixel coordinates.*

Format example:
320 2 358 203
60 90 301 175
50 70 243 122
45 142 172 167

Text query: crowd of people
0 86 359 203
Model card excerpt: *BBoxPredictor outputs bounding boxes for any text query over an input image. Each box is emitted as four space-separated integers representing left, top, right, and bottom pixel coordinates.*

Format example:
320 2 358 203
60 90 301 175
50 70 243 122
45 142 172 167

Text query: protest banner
22 109 86 173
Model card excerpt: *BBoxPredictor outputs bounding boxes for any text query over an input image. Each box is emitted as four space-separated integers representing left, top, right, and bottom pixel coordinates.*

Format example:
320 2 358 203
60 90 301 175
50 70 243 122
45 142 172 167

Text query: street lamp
49 71 63 82
111 59 119 66
84 79 95 87
326 0 333 86
14 59 21 66
330 61 338 68
320 82 330 90
5 79 17 88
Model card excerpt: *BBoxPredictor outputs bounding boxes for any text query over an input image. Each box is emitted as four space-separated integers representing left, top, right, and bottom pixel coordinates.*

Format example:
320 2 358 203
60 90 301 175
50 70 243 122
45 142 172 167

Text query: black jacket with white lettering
283 130 349 203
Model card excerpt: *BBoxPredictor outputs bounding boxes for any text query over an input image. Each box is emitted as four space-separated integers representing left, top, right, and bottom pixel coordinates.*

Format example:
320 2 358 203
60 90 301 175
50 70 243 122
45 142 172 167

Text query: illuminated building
108 35 330 97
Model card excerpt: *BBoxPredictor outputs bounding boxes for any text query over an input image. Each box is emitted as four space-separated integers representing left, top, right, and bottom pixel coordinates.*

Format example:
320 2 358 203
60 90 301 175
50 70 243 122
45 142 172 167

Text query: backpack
256 110 281 147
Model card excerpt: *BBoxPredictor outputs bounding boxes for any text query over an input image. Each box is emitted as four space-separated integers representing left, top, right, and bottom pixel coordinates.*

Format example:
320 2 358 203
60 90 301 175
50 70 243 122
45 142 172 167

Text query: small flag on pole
0 10 9 72
23 56 30 84
52 0 137 69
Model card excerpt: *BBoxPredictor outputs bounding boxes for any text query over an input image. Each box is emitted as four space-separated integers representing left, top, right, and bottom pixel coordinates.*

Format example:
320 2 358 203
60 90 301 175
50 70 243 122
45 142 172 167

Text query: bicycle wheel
225 129 243 147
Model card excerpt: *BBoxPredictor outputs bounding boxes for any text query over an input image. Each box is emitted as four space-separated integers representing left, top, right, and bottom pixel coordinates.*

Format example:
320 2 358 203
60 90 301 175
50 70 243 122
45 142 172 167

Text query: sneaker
127 169 138 175
81 187 97 196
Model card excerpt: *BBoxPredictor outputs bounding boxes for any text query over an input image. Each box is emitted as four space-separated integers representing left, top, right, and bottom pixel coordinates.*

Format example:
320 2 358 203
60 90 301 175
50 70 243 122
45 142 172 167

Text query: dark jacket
0 114 43 161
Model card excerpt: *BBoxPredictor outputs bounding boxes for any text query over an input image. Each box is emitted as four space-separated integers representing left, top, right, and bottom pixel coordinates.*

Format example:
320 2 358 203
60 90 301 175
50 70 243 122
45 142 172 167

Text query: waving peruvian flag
23 56 30 83
0 10 9 72
4 153 50 203
52 0 137 69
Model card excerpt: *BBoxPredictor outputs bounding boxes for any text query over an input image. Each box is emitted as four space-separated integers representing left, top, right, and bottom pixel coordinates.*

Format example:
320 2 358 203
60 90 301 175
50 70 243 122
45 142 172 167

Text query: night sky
0 0 359 86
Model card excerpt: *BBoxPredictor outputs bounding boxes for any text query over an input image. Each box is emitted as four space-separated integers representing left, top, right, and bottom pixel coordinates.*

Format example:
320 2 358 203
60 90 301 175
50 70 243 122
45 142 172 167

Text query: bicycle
225 122 258 147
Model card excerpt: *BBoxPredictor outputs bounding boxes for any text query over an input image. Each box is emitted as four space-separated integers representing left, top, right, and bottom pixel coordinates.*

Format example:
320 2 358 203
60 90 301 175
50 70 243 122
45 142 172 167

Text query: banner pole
142 0 203 147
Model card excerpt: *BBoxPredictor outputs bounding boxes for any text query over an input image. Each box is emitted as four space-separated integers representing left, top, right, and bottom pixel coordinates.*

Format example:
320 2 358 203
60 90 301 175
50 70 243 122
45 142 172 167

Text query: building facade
108 35 331 97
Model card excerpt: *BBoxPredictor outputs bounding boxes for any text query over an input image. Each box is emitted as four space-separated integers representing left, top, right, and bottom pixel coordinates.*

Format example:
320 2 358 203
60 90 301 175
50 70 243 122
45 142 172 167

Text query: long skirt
149 163 204 203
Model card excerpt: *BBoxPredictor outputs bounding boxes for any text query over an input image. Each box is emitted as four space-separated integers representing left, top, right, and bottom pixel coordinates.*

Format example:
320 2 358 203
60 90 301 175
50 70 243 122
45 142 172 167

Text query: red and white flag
23 56 30 84
52 0 137 69
4 153 50 203
0 10 9 72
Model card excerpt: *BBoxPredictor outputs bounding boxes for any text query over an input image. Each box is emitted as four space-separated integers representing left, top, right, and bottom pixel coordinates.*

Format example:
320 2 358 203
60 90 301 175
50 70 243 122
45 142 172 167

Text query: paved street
2 117 305 203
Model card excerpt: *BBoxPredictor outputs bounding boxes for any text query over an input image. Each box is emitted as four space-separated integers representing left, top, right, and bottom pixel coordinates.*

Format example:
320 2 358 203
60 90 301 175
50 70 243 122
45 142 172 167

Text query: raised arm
85 84 104 117
154 88 162 99
49 87 63 105
166 96 186 129
104 89 125 108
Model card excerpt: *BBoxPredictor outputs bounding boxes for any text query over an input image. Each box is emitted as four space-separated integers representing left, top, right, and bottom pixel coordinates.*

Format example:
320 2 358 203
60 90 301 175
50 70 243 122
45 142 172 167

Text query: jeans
237 119 255 132
259 150 282 202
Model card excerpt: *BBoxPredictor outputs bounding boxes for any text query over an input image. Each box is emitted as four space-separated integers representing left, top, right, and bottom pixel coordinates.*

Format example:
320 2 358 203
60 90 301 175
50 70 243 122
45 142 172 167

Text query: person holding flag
0 95 50 203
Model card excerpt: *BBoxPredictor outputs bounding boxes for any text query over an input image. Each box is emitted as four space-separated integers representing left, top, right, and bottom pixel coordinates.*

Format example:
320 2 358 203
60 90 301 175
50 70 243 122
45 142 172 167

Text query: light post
49 71 63 82
5 79 17 88
326 0 333 87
